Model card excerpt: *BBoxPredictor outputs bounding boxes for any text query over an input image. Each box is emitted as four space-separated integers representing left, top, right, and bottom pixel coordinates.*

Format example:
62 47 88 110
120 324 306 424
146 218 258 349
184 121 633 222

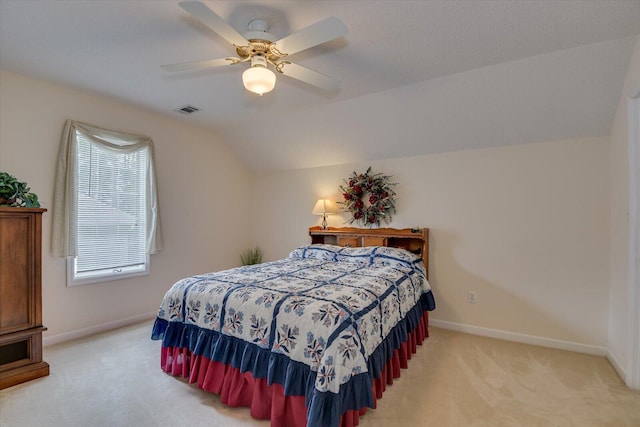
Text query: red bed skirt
160 311 430 427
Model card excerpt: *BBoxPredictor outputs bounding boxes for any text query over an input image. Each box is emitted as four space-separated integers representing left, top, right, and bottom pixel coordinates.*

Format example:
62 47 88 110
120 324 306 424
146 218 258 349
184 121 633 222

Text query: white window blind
72 131 149 282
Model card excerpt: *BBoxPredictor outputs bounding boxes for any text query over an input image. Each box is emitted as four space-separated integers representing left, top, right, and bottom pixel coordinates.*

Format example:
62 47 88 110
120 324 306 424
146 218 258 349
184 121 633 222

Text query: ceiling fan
162 1 348 95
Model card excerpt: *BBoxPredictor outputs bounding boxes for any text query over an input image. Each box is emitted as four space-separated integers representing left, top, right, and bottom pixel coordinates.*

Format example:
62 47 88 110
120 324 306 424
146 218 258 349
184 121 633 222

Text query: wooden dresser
0 207 49 389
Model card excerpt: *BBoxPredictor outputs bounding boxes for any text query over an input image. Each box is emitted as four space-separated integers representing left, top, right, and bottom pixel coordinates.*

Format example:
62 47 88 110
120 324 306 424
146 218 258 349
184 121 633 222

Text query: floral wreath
338 166 397 227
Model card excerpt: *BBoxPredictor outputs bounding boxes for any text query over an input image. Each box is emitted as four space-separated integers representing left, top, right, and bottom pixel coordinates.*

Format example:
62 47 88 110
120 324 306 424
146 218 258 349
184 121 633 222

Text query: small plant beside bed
241 246 263 265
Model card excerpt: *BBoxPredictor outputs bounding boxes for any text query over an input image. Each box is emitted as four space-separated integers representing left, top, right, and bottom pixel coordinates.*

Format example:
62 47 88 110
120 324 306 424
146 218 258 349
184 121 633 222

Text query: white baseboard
429 318 608 356
606 348 628 384
43 312 157 347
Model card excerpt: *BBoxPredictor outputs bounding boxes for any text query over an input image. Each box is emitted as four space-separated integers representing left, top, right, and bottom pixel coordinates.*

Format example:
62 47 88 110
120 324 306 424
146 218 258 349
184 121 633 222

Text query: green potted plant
240 246 263 266
0 171 41 207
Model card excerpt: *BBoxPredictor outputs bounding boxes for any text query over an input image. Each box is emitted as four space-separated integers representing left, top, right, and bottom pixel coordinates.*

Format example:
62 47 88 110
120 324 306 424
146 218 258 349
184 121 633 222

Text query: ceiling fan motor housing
243 19 276 42
235 43 288 73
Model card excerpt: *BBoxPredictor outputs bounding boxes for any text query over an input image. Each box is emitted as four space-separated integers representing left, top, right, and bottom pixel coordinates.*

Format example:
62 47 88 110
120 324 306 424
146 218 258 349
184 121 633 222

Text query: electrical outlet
468 291 478 304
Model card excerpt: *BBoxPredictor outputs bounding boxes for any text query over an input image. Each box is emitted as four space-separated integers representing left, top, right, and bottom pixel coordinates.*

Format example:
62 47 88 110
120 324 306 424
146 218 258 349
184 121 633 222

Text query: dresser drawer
362 237 387 246
337 236 360 247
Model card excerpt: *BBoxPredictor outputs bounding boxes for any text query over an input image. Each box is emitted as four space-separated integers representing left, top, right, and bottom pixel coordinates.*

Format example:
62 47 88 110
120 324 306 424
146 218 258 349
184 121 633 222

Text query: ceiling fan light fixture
243 55 276 95
243 66 276 95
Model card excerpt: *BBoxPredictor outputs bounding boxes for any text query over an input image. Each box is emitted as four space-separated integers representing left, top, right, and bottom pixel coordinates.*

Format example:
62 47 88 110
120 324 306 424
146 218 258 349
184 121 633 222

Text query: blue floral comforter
151 244 436 427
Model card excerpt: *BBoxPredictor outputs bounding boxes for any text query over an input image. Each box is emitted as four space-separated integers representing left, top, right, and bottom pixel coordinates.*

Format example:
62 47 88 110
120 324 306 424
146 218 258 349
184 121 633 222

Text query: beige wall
608 35 640 380
252 138 611 347
0 70 252 342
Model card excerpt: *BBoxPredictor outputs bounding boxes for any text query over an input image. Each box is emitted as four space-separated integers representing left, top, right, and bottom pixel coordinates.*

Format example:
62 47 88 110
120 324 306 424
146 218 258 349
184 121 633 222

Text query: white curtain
52 120 163 257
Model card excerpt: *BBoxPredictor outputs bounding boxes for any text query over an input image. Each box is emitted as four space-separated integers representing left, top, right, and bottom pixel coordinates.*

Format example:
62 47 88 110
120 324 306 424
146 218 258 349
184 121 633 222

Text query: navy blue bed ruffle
152 290 435 427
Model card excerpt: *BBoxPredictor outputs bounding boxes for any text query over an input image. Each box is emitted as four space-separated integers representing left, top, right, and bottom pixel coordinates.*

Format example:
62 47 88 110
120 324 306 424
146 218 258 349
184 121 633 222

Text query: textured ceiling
1 0 639 172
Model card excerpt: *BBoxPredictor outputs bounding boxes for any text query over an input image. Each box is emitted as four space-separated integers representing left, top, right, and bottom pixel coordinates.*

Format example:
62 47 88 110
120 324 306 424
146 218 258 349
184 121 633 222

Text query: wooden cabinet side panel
32 213 43 326
0 214 33 333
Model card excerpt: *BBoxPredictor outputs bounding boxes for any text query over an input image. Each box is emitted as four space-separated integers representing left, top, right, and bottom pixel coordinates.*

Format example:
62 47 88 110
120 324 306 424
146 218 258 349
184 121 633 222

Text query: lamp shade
243 66 276 95
312 199 338 215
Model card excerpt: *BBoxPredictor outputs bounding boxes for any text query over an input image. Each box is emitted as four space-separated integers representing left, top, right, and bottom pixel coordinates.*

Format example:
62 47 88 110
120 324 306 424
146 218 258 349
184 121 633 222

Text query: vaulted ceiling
1 1 639 171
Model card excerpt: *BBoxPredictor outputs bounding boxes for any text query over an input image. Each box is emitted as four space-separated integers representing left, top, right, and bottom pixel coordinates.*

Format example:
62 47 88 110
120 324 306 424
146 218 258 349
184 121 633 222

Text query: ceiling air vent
174 105 201 115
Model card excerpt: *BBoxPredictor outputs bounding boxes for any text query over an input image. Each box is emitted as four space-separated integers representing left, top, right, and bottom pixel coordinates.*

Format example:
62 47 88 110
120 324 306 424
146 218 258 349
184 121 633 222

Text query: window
70 132 149 284
52 121 163 286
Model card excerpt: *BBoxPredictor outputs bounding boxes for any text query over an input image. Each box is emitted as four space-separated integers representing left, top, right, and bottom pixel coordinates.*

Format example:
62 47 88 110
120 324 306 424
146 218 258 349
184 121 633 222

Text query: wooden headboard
309 226 429 278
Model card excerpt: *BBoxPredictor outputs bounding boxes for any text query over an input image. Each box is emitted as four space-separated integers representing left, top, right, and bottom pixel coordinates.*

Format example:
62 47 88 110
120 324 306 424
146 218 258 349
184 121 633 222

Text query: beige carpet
1 321 638 427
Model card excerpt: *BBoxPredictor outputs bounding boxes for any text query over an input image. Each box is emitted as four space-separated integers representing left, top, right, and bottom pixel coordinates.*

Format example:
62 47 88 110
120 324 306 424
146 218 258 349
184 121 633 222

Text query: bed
151 227 435 427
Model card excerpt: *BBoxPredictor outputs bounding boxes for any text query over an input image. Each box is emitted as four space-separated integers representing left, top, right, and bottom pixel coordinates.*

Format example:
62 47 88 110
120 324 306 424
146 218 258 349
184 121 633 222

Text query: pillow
288 244 342 261
289 244 425 276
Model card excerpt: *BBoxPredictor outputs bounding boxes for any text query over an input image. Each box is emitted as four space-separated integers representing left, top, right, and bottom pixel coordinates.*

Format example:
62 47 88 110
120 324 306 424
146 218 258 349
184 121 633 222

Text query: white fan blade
279 62 340 91
179 1 248 47
161 57 232 72
275 16 347 56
